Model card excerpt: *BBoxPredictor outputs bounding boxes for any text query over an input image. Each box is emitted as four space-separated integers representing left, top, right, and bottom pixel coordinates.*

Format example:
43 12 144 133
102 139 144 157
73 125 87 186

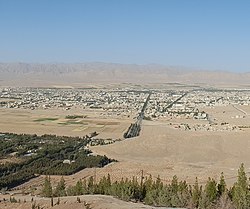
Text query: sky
0 0 250 72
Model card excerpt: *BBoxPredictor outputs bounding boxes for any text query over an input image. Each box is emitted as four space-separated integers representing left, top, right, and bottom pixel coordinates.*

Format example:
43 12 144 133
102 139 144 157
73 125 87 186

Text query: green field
34 117 59 122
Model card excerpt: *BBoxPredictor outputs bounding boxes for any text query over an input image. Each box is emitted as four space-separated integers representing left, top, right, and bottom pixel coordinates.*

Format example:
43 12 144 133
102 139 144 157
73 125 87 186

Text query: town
1 87 249 134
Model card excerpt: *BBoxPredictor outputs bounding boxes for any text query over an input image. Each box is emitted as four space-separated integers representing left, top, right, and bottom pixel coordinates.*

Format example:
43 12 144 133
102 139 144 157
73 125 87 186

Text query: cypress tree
191 177 201 208
75 179 84 195
232 163 248 208
205 177 217 203
199 177 217 208
42 176 52 197
218 172 226 196
177 181 190 208
170 175 179 207
54 176 66 197
87 176 95 194
171 175 178 194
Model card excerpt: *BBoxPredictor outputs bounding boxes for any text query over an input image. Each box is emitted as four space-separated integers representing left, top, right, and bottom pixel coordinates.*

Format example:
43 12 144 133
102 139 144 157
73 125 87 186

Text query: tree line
42 163 250 209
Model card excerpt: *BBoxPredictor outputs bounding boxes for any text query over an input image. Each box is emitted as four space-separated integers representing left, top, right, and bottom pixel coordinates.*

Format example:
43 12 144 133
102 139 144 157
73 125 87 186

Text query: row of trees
42 163 250 208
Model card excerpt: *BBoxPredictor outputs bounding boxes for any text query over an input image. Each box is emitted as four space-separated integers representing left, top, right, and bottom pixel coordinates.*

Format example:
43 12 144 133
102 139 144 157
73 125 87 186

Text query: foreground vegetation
42 164 249 209
0 133 115 189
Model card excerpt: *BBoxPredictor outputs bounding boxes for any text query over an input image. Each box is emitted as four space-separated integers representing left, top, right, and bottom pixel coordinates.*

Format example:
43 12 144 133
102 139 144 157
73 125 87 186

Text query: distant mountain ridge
0 62 249 87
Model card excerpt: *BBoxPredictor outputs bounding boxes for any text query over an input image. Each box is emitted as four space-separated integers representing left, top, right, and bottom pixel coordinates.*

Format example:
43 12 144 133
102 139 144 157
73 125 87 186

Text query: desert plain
1 64 250 208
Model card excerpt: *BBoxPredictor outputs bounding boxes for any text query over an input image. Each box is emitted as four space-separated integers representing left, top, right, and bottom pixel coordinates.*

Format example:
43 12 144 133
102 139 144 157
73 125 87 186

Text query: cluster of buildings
144 89 250 121
0 87 148 118
0 87 249 132
171 123 239 132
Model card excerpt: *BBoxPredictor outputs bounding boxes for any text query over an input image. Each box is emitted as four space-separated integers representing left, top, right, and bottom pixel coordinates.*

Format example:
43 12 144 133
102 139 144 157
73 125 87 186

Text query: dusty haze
0 63 250 87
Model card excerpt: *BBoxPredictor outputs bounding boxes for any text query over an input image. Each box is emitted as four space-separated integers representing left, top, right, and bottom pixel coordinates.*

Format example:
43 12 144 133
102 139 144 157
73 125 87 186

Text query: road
165 92 188 111
124 92 151 138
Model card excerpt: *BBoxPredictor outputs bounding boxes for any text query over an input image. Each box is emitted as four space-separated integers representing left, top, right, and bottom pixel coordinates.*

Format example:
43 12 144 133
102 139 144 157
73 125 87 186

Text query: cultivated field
0 108 130 139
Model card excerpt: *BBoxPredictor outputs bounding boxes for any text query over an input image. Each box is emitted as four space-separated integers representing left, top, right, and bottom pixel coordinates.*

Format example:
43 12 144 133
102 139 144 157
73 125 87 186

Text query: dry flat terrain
0 104 250 187
91 104 250 185
0 108 130 139
92 121 250 185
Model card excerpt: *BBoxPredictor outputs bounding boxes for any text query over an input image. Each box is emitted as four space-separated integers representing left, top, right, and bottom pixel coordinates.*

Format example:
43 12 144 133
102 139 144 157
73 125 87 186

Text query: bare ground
0 194 167 209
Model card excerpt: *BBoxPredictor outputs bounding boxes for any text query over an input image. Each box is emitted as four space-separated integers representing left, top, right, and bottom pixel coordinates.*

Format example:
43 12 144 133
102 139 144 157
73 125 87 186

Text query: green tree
175 180 190 208
66 185 76 196
87 176 95 194
42 176 52 197
218 172 226 196
232 163 248 209
144 176 170 206
205 177 217 203
97 174 112 195
191 177 201 208
75 179 84 195
144 188 157 205
156 185 171 206
54 176 66 197
120 178 134 201
106 174 111 194
199 177 217 208
170 175 179 207
96 176 106 194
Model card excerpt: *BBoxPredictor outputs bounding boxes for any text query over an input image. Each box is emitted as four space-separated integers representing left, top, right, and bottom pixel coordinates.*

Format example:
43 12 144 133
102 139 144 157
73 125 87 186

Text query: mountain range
0 63 249 87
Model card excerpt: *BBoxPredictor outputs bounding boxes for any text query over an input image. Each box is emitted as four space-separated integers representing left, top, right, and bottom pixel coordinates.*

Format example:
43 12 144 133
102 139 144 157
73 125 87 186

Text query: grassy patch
65 115 86 119
34 118 58 122
58 120 88 125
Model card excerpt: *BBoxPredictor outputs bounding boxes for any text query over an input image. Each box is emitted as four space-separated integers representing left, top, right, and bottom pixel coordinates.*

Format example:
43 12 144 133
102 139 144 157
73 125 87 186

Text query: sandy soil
91 122 250 185
0 108 131 139
0 194 168 209
202 105 250 126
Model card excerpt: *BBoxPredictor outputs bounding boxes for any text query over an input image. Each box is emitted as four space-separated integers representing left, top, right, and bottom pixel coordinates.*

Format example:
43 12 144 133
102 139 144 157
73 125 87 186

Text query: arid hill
0 63 249 87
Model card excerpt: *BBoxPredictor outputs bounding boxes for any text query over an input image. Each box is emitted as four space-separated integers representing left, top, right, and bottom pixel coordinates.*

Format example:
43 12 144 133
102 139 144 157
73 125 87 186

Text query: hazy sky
0 0 250 72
